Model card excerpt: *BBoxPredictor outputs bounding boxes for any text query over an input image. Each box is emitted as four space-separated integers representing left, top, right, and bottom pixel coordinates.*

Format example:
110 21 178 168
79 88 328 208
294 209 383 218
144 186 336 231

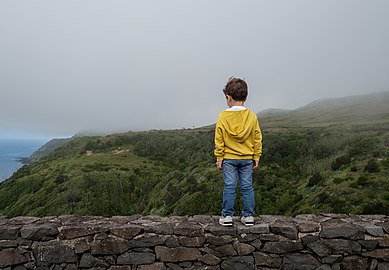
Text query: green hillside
19 138 70 164
0 92 388 216
260 91 389 128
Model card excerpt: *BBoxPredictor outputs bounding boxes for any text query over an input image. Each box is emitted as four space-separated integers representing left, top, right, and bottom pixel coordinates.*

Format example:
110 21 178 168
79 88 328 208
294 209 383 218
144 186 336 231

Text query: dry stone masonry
0 214 388 270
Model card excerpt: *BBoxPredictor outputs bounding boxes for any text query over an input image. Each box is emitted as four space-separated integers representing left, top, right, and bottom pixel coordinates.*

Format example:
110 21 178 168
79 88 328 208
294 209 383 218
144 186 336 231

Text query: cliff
0 214 388 269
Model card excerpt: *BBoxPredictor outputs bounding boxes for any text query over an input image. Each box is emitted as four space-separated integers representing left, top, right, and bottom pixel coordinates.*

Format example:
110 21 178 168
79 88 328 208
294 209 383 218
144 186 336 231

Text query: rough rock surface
0 214 388 269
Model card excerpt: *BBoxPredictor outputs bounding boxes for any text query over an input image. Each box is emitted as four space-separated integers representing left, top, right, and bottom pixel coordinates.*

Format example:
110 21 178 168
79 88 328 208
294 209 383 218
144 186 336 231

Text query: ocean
0 138 49 182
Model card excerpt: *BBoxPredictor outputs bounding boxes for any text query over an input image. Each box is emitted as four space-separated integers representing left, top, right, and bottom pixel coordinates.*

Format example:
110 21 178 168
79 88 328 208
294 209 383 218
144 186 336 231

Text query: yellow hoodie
214 107 262 161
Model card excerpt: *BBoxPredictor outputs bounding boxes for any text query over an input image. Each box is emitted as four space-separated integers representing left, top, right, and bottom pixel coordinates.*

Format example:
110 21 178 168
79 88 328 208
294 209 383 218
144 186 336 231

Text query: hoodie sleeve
214 115 225 161
253 118 262 161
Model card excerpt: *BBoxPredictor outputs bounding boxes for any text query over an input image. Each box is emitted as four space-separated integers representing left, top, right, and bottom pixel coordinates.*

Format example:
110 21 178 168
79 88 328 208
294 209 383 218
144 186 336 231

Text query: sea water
0 138 48 181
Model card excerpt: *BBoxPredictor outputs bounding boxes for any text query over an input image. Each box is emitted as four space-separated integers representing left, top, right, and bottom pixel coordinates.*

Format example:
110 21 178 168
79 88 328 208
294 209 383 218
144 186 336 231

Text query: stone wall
0 214 388 270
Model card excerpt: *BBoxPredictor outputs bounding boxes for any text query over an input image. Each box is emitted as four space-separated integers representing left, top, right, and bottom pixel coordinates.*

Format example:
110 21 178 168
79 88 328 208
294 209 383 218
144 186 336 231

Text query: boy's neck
228 99 245 108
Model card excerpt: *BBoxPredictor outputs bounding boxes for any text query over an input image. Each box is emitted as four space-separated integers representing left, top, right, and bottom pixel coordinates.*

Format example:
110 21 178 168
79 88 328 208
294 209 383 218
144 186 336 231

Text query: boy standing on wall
214 77 262 226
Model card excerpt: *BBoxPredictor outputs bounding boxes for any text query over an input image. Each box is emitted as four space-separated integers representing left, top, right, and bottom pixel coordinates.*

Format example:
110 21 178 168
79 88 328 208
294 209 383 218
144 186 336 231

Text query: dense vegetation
0 123 388 217
1 92 389 217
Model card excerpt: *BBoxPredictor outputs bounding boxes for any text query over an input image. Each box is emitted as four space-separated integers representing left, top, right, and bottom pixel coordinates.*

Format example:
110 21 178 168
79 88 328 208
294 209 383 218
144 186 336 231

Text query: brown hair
222 77 248 101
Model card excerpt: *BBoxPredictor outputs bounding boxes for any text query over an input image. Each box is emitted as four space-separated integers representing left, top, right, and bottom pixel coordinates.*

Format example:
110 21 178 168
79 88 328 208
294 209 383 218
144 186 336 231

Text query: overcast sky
1 0 389 138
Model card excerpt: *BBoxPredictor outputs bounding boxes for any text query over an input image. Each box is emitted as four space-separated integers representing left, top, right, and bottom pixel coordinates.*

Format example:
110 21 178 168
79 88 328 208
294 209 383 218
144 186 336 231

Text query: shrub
364 159 380 173
349 181 359 188
362 200 389 214
331 155 351 171
350 166 358 172
316 192 330 203
307 172 324 187
357 176 369 186
333 177 345 184
349 137 380 156
381 158 389 168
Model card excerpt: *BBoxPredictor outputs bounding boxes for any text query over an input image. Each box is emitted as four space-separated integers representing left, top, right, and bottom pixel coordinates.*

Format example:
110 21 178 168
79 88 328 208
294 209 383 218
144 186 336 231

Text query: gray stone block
221 256 254 270
262 240 303 254
213 244 237 256
259 233 283 242
282 253 321 269
237 233 257 242
307 240 332 257
323 239 361 255
362 249 389 261
358 239 378 250
173 223 203 237
205 225 236 236
253 252 282 268
378 262 389 270
365 225 384 237
59 225 108 240
74 237 91 253
91 237 129 255
0 240 18 248
298 221 320 233
178 236 205 247
110 225 143 239
138 263 166 270
270 221 298 240
316 265 331 270
33 241 76 266
129 234 166 248
250 239 262 250
340 256 369 270
155 246 201 262
233 241 256 255
144 223 173 235
0 249 28 268
109 266 132 270
205 234 234 246
0 226 20 240
20 224 59 241
117 252 155 265
321 255 342 264
320 221 364 240
375 221 389 233
79 253 109 268
199 254 221 266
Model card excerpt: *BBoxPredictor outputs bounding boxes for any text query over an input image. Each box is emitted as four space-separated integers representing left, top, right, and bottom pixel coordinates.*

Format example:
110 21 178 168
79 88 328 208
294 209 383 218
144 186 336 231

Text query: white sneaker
219 216 233 226
241 216 254 226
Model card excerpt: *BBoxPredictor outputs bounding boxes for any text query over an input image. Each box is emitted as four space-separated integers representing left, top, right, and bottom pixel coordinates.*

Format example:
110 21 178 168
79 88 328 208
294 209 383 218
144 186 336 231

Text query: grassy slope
260 91 389 128
0 92 388 216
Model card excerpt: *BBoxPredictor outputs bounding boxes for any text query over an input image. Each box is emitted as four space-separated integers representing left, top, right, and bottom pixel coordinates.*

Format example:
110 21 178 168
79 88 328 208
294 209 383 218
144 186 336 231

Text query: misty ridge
69 90 389 137
0 91 388 217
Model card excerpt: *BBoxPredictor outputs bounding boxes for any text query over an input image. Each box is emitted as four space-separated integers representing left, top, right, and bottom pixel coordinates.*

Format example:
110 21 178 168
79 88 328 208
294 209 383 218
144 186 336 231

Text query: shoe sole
219 221 233 226
241 218 254 226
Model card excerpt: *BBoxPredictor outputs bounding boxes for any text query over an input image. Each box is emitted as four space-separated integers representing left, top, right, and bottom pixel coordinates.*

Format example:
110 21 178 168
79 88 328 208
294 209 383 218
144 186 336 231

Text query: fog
1 0 388 138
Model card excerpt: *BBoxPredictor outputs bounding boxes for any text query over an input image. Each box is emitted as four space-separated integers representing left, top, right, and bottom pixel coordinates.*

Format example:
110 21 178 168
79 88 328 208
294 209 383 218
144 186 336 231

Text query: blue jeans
221 159 255 217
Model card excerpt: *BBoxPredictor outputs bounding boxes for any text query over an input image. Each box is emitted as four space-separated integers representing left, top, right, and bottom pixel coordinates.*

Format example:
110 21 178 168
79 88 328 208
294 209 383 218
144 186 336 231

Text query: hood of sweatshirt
219 109 255 143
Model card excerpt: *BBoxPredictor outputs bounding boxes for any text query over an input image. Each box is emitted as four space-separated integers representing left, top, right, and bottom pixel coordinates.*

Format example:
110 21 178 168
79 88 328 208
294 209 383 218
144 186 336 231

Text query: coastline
0 138 48 182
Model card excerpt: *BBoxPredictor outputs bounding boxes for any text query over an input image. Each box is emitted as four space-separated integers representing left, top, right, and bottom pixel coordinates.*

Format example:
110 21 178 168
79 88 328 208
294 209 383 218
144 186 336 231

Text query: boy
214 77 262 226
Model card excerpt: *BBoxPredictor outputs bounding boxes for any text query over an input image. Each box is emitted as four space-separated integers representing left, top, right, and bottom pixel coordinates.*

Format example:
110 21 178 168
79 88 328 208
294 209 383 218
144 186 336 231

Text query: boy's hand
253 160 259 170
216 160 223 170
